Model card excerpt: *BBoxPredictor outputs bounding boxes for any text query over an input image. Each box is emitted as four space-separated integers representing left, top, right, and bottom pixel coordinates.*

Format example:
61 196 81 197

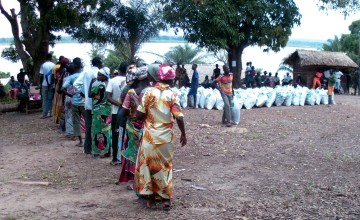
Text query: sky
0 0 359 40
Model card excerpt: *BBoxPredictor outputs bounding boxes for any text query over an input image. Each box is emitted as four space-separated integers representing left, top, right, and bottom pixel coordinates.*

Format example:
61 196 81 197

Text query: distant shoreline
0 36 326 48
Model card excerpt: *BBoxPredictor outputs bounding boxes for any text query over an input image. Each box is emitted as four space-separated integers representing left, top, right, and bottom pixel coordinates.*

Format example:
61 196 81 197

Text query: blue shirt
62 73 84 106
191 70 199 88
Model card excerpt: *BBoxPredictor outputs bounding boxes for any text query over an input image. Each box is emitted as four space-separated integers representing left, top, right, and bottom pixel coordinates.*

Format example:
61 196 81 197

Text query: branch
0 0 15 22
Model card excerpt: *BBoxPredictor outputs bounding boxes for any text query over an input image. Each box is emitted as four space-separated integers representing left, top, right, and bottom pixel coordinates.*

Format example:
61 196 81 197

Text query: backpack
45 68 54 87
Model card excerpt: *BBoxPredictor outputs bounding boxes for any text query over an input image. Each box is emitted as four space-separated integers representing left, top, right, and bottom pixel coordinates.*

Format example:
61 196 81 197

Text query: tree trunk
0 1 32 76
227 45 244 89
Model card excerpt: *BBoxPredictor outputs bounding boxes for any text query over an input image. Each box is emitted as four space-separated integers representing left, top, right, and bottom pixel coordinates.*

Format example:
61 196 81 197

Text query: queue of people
38 54 187 211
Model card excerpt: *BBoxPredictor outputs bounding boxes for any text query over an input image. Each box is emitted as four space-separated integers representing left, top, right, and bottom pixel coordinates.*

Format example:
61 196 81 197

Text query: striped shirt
216 73 233 95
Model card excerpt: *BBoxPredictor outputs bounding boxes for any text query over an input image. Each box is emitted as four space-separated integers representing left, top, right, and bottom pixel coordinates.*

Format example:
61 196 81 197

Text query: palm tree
322 35 342 52
277 63 293 73
145 43 207 64
165 44 207 64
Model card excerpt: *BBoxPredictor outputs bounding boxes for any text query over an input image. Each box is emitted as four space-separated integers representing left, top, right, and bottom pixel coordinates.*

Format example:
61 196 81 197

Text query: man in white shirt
334 69 344 93
73 57 103 154
106 62 127 164
39 53 55 118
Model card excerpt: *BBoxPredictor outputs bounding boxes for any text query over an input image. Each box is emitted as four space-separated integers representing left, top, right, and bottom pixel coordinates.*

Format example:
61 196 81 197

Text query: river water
0 42 316 83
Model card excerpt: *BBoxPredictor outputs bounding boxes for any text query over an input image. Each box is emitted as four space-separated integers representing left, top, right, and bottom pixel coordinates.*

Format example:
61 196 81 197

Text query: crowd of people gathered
38 54 188 210
2 53 360 210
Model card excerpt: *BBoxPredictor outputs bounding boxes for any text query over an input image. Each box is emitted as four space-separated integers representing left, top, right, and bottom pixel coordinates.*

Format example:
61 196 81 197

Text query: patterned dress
91 81 112 155
52 64 64 124
64 74 74 135
118 88 145 182
135 82 183 200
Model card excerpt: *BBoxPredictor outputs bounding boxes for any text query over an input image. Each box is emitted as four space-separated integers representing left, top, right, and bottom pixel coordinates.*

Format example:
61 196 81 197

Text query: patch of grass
0 96 18 103
305 183 315 195
3 213 17 220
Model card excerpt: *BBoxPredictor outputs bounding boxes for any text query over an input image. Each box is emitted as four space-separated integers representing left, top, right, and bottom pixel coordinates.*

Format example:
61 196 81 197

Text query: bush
0 71 11 78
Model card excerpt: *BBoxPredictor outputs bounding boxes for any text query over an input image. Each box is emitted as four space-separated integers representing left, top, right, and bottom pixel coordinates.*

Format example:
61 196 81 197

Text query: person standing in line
106 62 127 165
327 71 336 105
73 57 103 154
39 53 55 119
61 58 85 147
88 68 112 157
118 66 148 185
52 57 69 124
187 64 199 108
135 64 186 210
214 64 233 127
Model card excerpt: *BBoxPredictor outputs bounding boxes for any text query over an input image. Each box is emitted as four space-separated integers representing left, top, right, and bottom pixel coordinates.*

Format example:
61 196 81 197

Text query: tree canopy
73 0 165 63
317 0 360 16
0 0 99 83
322 19 360 64
162 0 301 87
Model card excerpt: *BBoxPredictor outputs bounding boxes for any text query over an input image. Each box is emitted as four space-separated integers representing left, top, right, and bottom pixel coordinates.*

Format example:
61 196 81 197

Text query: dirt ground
1 95 360 220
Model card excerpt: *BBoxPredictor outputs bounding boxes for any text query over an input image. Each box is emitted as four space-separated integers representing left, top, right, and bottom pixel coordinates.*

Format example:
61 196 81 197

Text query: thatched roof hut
283 49 358 89
284 49 358 69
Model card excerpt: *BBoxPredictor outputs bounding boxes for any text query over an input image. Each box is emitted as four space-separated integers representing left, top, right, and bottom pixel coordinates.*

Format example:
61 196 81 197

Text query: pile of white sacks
171 86 334 125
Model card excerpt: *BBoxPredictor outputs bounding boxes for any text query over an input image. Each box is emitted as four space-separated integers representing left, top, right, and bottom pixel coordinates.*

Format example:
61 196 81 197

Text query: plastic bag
214 89 224 110
256 93 268 107
284 92 292 106
305 89 316 106
320 89 328 105
266 90 276 108
244 94 257 109
204 90 216 110
314 89 321 105
275 91 286 106
179 88 188 108
231 99 241 124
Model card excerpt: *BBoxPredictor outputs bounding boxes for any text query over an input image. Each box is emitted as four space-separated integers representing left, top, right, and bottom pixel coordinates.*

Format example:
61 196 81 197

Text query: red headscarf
157 64 175 80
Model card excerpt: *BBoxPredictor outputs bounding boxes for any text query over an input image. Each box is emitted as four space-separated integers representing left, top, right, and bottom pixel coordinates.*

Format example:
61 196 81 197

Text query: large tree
0 0 98 83
322 19 360 64
317 0 360 16
73 0 165 63
162 0 301 88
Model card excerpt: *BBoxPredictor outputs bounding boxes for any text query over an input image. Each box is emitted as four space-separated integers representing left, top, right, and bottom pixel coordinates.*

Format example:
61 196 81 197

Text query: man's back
74 66 99 110
40 61 55 87
106 75 126 114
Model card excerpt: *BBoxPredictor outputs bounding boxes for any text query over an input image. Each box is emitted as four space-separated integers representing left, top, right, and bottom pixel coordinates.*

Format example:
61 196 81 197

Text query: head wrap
126 65 137 84
147 64 159 82
60 57 69 67
98 68 110 79
134 66 148 81
158 64 175 81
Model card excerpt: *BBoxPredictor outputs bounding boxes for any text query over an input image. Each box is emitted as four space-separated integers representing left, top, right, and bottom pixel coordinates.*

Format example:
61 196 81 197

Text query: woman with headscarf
88 68 112 157
135 64 187 210
118 66 149 185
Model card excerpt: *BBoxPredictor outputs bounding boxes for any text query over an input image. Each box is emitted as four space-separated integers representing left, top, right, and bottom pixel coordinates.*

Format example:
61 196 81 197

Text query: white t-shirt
40 61 55 87
335 71 343 83
106 76 126 114
73 66 99 110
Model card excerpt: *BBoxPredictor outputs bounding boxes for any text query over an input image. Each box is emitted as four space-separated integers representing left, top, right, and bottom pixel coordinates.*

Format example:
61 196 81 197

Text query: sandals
163 199 172 211
75 143 83 147
144 197 157 210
